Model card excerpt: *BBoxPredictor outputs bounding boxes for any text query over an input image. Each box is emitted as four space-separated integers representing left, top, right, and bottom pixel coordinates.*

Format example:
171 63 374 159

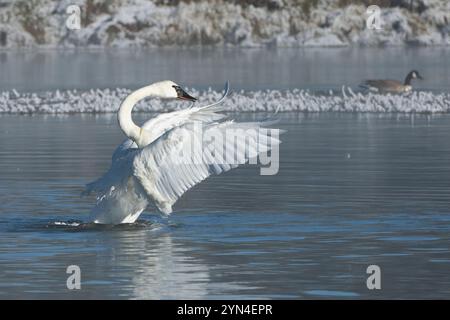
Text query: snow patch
1 87 449 114
0 0 449 47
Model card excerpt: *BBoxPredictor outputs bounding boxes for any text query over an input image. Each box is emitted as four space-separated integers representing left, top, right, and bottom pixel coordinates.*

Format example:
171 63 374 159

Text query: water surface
1 113 449 299
1 47 449 92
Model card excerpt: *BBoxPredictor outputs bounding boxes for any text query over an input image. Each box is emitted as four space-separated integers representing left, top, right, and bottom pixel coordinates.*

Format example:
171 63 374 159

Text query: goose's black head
405 70 423 85
410 70 423 80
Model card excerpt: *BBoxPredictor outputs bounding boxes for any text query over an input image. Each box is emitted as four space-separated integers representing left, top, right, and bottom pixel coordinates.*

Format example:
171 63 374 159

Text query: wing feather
132 120 281 214
109 82 230 161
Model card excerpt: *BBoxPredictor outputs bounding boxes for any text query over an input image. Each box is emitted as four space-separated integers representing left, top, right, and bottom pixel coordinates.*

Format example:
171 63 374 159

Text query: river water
0 47 449 299
1 112 450 299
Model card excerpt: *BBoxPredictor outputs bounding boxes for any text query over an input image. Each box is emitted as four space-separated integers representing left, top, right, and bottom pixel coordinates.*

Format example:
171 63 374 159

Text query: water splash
46 219 159 231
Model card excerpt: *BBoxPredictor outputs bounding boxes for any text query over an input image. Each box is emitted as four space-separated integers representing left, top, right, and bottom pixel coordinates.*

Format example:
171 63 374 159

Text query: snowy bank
1 87 449 114
0 0 449 48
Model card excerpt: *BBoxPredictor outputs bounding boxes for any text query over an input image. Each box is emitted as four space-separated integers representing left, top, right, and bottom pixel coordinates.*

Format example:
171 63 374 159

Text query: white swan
83 81 280 224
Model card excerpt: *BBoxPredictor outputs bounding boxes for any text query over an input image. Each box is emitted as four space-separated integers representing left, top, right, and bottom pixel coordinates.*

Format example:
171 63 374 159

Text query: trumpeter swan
83 81 280 224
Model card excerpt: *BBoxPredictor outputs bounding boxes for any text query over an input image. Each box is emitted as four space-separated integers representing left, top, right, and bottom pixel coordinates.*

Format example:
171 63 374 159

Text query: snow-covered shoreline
0 0 449 48
1 87 449 114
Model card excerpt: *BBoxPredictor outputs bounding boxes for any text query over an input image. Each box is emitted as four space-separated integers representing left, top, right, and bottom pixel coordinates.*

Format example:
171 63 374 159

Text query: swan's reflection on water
0 219 248 299
80 222 246 299
128 229 211 299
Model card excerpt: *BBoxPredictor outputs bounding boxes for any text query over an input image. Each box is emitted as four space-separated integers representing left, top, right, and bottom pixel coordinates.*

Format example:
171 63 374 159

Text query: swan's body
84 81 281 224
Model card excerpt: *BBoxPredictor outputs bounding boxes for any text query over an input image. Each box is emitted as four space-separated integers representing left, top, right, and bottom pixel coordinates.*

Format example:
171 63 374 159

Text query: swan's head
152 80 197 101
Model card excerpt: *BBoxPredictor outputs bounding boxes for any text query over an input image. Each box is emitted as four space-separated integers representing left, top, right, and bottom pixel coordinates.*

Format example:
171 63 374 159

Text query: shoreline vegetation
0 0 448 48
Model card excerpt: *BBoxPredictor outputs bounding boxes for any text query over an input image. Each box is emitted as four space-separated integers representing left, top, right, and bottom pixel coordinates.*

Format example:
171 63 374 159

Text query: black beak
173 85 197 101
418 74 424 80
179 90 197 101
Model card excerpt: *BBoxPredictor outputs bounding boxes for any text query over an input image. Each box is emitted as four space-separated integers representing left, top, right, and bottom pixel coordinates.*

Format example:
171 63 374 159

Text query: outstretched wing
111 82 230 162
132 119 281 215
140 81 230 144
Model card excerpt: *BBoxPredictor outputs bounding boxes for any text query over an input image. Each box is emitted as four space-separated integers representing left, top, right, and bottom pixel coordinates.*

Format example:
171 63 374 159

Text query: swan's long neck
118 85 158 143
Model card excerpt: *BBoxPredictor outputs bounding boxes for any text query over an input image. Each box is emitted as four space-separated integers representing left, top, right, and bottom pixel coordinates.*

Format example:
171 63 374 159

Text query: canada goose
360 70 423 93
